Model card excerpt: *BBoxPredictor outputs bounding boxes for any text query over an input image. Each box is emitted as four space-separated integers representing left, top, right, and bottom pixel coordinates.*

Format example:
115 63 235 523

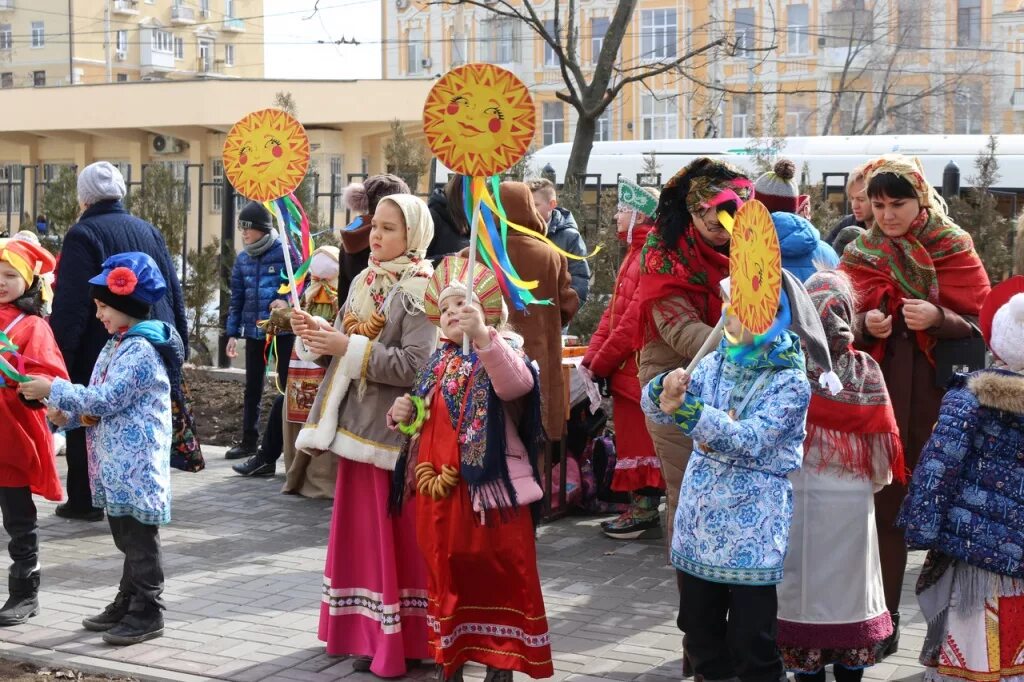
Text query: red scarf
840 209 989 361
635 226 729 345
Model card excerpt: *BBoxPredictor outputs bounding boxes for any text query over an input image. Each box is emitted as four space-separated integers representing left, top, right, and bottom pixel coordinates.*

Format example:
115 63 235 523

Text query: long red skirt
319 456 429 678
415 404 554 679
609 368 663 492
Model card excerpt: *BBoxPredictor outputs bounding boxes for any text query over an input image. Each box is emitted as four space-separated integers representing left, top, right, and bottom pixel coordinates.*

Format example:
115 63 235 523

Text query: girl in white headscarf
292 194 437 678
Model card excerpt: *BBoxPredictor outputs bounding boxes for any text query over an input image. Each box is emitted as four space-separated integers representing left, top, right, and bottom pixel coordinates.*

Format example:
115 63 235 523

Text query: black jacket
426 188 469 266
824 214 865 246
50 200 189 384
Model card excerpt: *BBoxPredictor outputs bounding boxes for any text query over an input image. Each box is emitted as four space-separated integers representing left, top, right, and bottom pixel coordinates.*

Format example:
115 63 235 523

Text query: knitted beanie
754 159 799 214
77 161 127 205
238 201 273 233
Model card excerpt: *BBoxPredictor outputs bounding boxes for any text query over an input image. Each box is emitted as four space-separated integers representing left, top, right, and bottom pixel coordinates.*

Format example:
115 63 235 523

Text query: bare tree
430 0 725 186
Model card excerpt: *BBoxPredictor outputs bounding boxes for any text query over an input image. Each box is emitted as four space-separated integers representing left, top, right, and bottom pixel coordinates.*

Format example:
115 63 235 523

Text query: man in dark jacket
224 201 300 473
49 161 189 522
426 176 469 266
528 178 590 307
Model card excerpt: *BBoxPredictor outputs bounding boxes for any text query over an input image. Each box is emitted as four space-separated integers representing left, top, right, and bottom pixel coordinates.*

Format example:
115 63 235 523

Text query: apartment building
382 0 1024 145
0 0 263 89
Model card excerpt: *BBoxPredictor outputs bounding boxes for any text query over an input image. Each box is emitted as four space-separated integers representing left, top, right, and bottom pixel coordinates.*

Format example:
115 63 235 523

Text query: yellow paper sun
222 108 310 202
423 64 536 177
729 200 782 335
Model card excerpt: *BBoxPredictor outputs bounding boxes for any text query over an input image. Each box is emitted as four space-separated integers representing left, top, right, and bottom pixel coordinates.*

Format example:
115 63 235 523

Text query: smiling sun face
423 64 535 177
730 199 782 335
223 108 310 201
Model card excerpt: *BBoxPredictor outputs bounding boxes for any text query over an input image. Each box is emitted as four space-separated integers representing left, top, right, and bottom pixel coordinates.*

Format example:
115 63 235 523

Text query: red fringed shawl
840 209 990 362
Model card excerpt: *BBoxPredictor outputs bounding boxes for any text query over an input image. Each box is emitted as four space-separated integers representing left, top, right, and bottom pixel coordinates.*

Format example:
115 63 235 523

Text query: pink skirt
319 456 429 678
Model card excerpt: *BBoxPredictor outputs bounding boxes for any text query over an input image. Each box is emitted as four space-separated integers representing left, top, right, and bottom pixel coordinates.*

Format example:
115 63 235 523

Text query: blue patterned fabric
642 332 811 585
50 331 172 525
897 369 1024 579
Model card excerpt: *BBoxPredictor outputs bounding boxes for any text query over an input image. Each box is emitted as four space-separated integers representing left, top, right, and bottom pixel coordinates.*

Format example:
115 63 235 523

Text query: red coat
0 305 68 500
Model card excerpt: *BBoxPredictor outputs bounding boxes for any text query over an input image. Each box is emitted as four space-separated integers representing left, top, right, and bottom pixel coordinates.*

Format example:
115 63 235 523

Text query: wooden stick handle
463 190 482 355
684 317 725 374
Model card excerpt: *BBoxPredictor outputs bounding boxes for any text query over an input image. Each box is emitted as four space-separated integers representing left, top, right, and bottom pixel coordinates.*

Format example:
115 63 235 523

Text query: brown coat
490 182 579 439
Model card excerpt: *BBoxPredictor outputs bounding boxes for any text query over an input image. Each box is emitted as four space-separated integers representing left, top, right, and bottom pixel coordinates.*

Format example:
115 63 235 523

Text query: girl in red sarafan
582 178 666 540
389 256 552 682
0 238 68 626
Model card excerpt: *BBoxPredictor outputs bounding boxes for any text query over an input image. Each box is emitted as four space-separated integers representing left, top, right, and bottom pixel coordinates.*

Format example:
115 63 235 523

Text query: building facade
0 0 263 89
382 0 1024 146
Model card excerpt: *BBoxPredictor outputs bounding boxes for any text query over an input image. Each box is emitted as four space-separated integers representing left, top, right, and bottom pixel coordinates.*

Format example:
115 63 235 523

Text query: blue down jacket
226 240 300 340
898 368 1024 579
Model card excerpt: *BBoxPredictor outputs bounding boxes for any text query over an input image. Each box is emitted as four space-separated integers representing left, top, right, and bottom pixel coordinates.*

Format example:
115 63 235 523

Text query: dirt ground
0 659 136 681
185 367 277 447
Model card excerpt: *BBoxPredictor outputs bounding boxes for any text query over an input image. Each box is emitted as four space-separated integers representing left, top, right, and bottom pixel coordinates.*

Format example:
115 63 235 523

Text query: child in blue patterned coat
642 270 836 682
21 252 182 648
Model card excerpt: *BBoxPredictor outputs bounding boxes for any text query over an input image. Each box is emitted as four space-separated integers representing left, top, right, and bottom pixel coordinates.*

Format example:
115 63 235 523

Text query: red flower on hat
107 267 138 296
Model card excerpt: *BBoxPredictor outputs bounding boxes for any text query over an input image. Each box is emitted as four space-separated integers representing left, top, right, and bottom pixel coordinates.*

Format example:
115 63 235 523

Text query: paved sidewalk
0 448 927 682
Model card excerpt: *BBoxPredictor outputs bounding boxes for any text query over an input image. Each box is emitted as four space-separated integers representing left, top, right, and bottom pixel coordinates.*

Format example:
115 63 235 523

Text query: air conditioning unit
151 135 187 154
420 57 432 68
395 0 410 8
115 49 127 61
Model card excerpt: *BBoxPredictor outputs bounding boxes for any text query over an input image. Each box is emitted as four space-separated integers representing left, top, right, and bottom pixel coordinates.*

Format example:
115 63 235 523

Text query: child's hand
290 310 314 336
269 299 288 311
225 337 238 359
303 324 349 357
458 303 489 347
660 369 690 414
47 406 69 427
18 376 52 401
391 395 414 425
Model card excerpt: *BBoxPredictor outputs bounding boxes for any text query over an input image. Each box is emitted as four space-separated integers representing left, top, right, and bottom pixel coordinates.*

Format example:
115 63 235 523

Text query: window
0 166 21 214
641 94 678 140
732 94 752 137
787 4 809 55
153 29 173 53
116 30 128 53
449 34 468 66
407 28 424 74
117 73 129 82
735 8 756 56
594 108 612 141
481 19 516 64
32 71 45 87
890 93 926 134
897 0 923 48
198 40 212 71
330 155 343 179
174 36 184 59
0 25 11 50
954 84 983 134
225 44 234 66
785 99 811 136
0 73 12 89
225 0 235 18
591 17 609 62
543 101 565 145
838 93 864 134
31 21 44 48
640 9 676 60
957 0 980 47
200 0 210 16
544 20 559 67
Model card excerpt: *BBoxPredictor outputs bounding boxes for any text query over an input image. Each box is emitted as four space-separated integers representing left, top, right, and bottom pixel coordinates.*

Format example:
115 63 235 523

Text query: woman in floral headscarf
635 157 754 530
839 154 990 656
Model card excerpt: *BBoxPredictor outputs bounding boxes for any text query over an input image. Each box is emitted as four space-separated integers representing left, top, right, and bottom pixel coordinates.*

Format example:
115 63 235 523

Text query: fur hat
343 174 410 215
754 159 800 214
982 275 1024 370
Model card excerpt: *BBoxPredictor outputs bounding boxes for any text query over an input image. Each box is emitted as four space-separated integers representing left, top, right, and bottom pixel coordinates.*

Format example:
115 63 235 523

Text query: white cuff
341 334 371 380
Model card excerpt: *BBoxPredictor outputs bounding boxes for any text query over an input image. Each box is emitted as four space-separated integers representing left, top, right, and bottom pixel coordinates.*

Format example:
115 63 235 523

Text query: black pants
257 334 294 464
108 515 164 613
242 334 294 447
677 570 785 682
64 427 100 512
0 487 37 578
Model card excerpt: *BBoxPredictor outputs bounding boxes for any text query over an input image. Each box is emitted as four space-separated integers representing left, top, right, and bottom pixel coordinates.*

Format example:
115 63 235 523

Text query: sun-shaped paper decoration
729 199 782 335
222 108 310 202
423 64 536 177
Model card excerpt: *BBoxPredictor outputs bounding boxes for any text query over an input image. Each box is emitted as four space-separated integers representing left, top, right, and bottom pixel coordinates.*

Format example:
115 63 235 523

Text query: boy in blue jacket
224 201 299 466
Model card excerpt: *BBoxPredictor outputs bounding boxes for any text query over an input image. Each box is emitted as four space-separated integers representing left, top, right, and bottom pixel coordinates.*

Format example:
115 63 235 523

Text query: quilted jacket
897 368 1024 579
226 240 300 340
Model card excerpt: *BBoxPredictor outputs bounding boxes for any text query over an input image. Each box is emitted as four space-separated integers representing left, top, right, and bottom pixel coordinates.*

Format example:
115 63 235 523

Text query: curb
0 640 212 682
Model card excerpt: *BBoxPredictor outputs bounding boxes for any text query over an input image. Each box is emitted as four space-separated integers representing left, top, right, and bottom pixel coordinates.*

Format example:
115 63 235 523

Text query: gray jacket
548 207 591 306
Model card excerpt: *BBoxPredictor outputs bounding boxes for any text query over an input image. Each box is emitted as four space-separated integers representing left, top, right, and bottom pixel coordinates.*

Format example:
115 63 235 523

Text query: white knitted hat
991 293 1024 371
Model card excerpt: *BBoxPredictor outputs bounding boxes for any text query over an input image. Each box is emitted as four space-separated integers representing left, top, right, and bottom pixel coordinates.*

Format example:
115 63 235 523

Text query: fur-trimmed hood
968 368 1024 415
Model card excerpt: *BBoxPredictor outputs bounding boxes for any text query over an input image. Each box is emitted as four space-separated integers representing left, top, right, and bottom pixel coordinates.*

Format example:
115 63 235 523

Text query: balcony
171 5 196 25
1012 89 1024 112
223 17 244 32
197 57 225 75
0 0 14 11
112 0 138 15
821 45 869 71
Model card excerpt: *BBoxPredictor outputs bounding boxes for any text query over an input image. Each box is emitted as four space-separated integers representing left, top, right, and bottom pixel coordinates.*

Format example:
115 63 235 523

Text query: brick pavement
0 447 926 682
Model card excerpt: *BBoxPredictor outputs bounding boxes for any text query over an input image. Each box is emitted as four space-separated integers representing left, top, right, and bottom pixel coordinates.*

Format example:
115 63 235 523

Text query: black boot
833 665 864 682
82 591 132 631
0 572 40 626
881 611 900 657
102 607 164 645
232 455 276 477
225 439 258 460
483 668 512 682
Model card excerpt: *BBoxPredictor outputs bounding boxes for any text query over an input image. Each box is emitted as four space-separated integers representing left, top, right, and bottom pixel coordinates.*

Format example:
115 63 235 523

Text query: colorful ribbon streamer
0 330 32 384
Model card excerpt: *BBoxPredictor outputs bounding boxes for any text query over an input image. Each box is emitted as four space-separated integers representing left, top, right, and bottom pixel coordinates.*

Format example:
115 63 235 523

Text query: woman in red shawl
839 154 990 656
635 157 753 532
0 237 68 626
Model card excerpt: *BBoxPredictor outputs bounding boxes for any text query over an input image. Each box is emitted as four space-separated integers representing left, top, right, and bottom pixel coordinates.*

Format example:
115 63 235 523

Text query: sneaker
351 656 372 673
102 610 164 646
225 441 258 460
82 592 132 632
54 504 104 522
232 456 275 477
602 514 662 540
